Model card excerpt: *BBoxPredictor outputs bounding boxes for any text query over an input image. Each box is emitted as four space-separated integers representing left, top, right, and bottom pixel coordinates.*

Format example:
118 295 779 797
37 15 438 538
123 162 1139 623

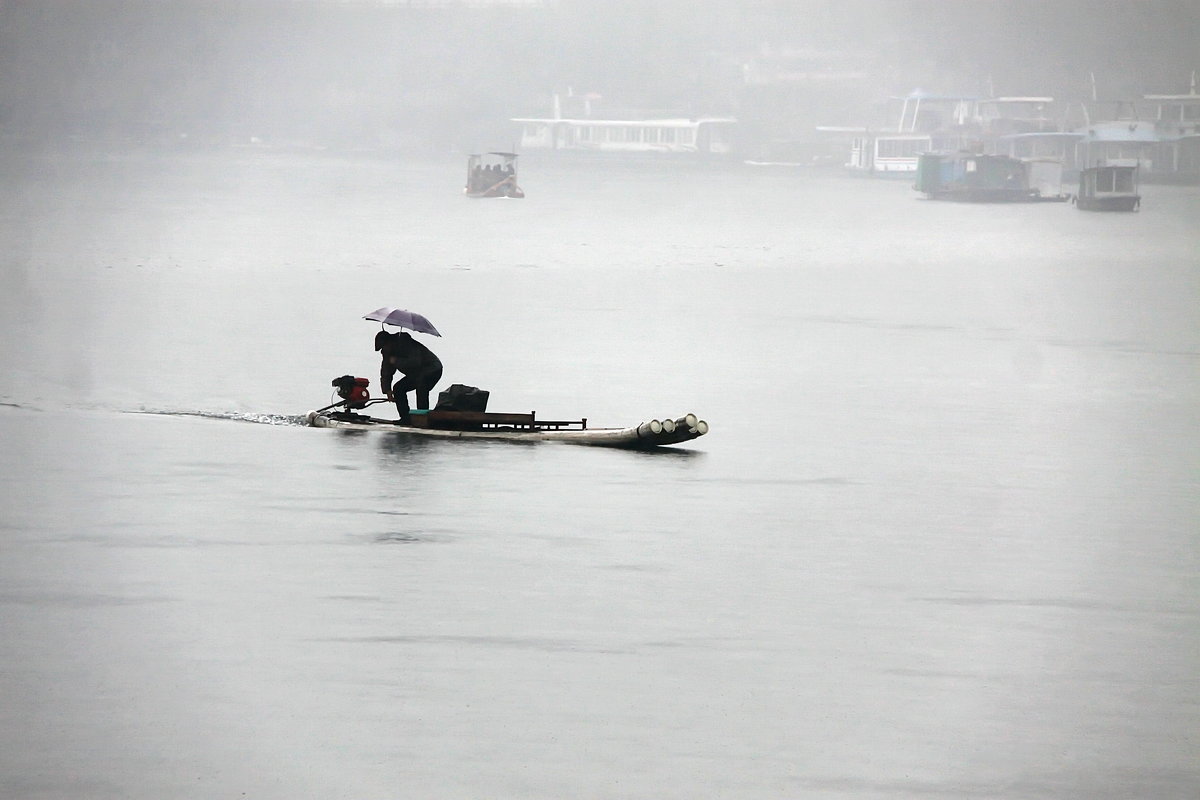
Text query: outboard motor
331 375 371 409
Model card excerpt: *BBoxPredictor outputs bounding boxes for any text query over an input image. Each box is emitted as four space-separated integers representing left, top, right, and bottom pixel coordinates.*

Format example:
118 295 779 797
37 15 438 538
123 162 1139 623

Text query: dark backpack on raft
434 383 489 412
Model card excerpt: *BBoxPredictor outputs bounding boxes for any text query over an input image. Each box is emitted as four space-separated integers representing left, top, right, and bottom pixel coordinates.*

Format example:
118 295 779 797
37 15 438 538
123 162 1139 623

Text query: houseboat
1074 161 1140 211
993 131 1084 176
845 131 969 175
976 96 1060 137
1141 74 1200 182
1075 113 1163 178
914 152 1068 202
820 92 980 176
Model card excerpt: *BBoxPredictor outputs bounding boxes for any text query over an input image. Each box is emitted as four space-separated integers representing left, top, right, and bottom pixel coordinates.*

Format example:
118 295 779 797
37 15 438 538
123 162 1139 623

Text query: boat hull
1075 195 1140 211
923 189 1070 203
305 410 708 449
464 188 524 199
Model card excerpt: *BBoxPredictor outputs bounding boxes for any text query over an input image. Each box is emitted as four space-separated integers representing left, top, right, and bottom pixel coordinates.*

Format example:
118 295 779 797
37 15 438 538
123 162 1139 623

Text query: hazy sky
1 0 1196 148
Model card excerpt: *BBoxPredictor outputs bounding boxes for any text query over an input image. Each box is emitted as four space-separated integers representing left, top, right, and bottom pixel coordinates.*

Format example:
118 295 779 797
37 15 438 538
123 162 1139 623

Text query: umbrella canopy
363 307 441 337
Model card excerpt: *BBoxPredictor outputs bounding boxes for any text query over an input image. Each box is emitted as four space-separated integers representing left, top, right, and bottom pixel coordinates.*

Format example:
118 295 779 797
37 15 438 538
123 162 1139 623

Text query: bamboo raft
306 406 709 449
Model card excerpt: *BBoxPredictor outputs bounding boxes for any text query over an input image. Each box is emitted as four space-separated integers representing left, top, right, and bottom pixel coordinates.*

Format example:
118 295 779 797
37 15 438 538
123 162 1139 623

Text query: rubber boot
394 397 412 426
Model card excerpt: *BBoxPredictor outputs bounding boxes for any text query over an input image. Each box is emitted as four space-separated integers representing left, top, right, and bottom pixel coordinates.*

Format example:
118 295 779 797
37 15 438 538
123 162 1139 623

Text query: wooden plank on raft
427 410 536 428
533 419 588 430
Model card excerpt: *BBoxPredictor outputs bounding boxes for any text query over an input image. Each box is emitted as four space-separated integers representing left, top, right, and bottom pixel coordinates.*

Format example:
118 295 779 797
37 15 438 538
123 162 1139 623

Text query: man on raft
375 330 443 426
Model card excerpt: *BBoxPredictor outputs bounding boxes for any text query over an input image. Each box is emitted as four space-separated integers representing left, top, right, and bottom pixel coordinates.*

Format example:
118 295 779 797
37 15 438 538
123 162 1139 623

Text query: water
1 147 1197 799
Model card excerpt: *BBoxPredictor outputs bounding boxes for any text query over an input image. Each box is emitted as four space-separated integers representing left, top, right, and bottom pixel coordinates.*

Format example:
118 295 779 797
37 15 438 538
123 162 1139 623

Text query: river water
1 147 1197 799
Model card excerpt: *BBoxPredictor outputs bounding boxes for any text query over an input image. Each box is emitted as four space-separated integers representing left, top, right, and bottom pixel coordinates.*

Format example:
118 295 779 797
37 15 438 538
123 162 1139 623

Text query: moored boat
819 92 980 177
1074 161 1141 211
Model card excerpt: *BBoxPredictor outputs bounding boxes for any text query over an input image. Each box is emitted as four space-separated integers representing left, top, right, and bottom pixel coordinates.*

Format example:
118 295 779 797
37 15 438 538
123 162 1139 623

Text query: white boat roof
1143 93 1200 101
512 117 737 126
890 90 975 100
984 96 1055 103
999 131 1083 139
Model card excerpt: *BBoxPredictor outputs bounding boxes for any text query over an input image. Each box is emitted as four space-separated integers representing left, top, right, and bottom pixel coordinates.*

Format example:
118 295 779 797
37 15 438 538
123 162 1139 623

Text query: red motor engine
331 375 371 409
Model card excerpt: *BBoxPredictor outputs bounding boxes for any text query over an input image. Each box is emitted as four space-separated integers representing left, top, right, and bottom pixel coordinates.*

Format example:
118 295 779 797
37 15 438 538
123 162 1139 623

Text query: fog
2 3 1199 799
1 0 1197 154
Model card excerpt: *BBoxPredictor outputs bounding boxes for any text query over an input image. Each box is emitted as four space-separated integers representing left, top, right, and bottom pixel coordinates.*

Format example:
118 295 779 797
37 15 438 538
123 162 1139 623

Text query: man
375 330 443 425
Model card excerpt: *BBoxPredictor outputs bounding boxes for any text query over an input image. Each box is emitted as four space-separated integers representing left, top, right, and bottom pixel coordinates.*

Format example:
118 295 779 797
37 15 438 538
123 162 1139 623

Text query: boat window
1097 170 1115 192
661 129 677 144
628 128 643 143
1185 105 1200 120
1114 169 1134 192
679 129 695 145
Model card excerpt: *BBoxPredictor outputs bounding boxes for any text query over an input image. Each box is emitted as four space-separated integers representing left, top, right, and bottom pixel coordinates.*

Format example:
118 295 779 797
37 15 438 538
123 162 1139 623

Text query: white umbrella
363 307 441 337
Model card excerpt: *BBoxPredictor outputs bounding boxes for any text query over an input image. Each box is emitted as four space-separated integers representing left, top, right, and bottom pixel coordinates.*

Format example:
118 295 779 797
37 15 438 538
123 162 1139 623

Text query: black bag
435 383 489 412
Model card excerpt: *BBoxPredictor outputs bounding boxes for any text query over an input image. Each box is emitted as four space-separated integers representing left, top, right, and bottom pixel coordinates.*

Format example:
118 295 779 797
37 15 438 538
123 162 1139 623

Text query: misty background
1 2 1199 799
2 0 1198 156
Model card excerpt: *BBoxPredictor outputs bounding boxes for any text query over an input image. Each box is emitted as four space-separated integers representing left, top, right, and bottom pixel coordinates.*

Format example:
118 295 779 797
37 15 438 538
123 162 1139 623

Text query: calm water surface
1 148 1197 799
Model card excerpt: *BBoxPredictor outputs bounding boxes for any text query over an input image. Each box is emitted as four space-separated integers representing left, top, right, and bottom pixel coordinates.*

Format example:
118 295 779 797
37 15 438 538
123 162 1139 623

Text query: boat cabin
915 151 1067 202
830 92 979 175
977 97 1058 137
465 152 524 198
1074 161 1140 211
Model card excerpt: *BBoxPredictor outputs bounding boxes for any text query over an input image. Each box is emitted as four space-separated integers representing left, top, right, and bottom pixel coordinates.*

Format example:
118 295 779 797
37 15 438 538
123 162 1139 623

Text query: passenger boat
306 405 708 449
465 152 524 198
511 115 737 156
1074 161 1141 211
1141 75 1200 183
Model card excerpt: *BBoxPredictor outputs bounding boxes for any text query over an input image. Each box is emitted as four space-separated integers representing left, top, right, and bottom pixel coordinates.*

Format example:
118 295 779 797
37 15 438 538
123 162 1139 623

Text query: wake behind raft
306 375 709 450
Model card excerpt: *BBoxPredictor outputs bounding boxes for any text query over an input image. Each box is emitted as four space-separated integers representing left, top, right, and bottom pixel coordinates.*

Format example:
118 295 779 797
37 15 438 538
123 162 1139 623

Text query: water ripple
128 409 310 426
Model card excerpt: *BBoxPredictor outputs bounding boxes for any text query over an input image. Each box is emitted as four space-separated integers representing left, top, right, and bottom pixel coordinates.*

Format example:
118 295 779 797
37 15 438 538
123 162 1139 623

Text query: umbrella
363 307 441 337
